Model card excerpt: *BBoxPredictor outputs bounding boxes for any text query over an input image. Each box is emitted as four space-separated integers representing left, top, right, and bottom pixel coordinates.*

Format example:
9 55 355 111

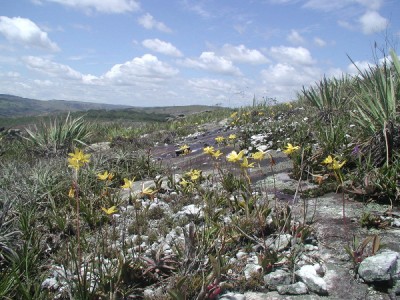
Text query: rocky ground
145 120 400 299
43 119 400 299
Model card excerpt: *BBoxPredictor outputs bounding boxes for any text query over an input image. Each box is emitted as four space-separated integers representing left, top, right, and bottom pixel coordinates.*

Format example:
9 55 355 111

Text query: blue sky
0 0 399 107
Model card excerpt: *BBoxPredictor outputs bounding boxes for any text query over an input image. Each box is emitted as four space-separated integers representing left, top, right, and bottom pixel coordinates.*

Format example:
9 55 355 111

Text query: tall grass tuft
301 75 353 121
350 49 400 166
24 113 92 156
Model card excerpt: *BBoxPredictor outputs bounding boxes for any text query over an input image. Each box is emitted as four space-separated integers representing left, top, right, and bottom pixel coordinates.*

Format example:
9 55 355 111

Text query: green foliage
351 50 399 134
301 75 353 120
23 113 92 156
344 234 381 271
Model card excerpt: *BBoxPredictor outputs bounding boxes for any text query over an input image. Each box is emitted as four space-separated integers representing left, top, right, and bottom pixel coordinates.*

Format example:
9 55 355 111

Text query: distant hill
0 94 131 117
0 94 225 128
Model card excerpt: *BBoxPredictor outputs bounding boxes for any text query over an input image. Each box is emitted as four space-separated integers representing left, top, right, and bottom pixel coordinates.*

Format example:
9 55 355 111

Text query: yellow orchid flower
215 136 225 144
251 151 266 161
121 177 134 189
68 148 91 170
141 186 157 197
203 146 215 155
179 178 190 187
178 144 190 155
240 157 255 169
322 155 334 165
211 149 223 159
226 150 245 163
283 143 300 155
230 112 238 119
101 206 118 215
322 155 346 170
97 170 114 181
228 134 237 141
186 169 202 181
331 159 346 170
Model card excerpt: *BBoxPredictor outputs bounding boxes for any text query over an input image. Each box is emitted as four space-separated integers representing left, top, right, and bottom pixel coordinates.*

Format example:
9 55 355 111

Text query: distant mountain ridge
0 94 131 117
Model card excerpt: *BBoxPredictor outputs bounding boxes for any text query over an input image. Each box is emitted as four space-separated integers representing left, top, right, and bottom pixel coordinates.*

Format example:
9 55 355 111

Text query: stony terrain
138 121 400 299
41 119 400 299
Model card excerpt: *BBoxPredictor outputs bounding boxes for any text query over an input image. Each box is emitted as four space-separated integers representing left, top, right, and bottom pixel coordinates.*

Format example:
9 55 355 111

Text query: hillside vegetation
0 94 223 127
0 49 399 299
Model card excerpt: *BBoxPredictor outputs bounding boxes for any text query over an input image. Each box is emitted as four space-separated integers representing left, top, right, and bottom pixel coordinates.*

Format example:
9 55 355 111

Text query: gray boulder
263 269 291 290
358 250 399 283
277 281 308 295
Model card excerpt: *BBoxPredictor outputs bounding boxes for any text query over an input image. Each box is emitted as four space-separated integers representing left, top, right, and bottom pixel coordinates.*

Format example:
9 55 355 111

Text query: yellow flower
230 112 238 119
68 148 91 170
283 143 300 155
141 186 157 198
102 206 118 215
211 149 223 159
68 187 75 198
226 150 245 163
251 151 266 161
331 160 346 170
203 146 215 155
179 144 190 151
186 169 201 181
240 157 255 168
228 134 237 141
97 170 114 181
322 155 334 165
179 144 190 155
180 178 190 187
322 155 346 170
215 136 225 144
121 177 134 189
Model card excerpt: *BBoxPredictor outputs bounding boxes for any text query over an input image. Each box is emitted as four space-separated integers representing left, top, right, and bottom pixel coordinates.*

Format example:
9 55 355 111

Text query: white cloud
269 46 315 66
347 60 372 75
221 44 268 64
142 39 183 57
181 0 211 18
103 54 179 84
182 52 242 76
303 0 383 12
287 30 305 44
6 71 20 78
38 0 140 14
355 0 383 10
303 0 350 12
359 11 388 34
261 63 321 99
314 37 327 47
138 13 172 33
22 54 178 87
23 56 83 80
34 79 54 86
188 78 232 93
0 16 59 51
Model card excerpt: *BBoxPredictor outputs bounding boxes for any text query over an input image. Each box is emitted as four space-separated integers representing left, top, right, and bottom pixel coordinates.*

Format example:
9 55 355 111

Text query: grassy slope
0 94 225 128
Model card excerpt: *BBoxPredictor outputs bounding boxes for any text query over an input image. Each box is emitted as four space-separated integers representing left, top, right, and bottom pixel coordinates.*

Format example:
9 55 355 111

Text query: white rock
219 292 246 300
244 263 263 279
236 251 248 260
296 264 328 295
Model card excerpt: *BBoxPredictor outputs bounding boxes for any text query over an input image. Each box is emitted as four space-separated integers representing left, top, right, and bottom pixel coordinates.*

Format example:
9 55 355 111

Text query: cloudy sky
0 0 399 107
